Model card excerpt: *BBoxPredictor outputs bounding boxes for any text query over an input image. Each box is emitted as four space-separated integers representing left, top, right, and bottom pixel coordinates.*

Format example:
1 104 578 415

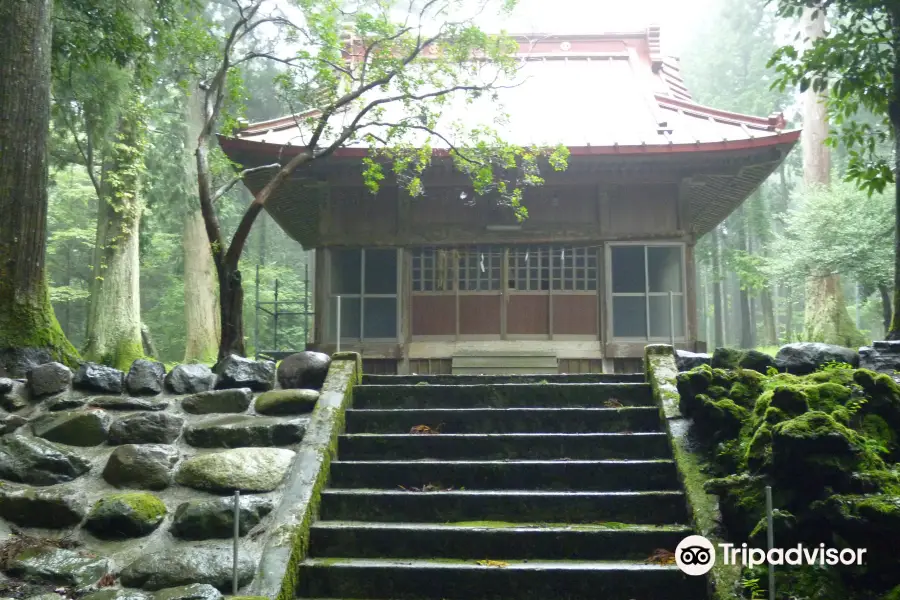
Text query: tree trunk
879 284 893 334
711 228 725 348
182 84 220 364
799 6 866 347
803 275 867 347
83 95 146 371
0 0 79 374
888 28 900 339
760 290 777 346
218 262 246 360
737 206 754 349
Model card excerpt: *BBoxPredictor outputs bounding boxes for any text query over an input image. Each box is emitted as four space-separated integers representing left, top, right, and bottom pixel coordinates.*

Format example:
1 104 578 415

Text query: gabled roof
221 26 799 156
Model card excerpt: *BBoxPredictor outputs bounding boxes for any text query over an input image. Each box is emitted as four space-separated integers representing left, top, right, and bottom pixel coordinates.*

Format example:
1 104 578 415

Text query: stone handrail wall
645 344 741 600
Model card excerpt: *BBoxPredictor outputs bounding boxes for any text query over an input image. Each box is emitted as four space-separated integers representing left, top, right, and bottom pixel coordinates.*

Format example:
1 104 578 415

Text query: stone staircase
295 373 708 600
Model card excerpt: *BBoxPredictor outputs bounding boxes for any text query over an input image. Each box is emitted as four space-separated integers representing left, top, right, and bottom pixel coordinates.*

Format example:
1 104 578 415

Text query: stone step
328 459 680 491
318 489 689 524
337 432 673 460
362 374 646 385
295 558 707 600
353 383 653 409
344 407 663 434
308 521 692 561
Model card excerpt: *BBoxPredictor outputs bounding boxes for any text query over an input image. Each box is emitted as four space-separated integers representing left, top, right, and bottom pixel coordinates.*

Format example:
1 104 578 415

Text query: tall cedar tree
0 0 79 374
770 0 900 338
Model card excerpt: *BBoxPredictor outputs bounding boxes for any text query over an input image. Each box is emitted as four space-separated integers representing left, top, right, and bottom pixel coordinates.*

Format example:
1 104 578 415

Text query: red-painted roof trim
217 129 801 160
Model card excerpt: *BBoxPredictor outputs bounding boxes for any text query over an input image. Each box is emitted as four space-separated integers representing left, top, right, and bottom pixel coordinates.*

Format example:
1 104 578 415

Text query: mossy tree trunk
800 5 867 348
83 93 146 371
182 85 220 364
0 0 79 372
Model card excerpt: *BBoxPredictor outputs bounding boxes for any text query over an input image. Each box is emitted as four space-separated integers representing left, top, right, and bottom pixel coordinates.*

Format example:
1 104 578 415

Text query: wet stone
88 396 169 411
276 351 330 390
171 496 274 540
82 590 151 600
84 492 167 539
108 412 184 445
126 359 166 396
31 409 111 446
164 364 215 395
0 413 28 434
7 548 109 589
27 362 72 398
254 389 319 416
214 355 274 392
175 447 295 493
74 363 125 394
775 342 859 374
2 380 28 411
0 377 12 394
181 389 251 415
46 394 87 411
103 444 179 490
0 487 86 528
153 584 222 600
183 415 306 448
119 546 255 591
0 434 91 485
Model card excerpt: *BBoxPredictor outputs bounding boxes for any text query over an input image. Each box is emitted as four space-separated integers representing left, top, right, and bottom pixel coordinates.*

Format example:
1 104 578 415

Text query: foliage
767 180 893 289
768 0 898 196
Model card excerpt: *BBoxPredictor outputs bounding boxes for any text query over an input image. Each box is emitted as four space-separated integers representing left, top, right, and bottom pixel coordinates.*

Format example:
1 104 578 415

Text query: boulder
254 389 319 416
0 413 28 434
7 547 109 588
0 377 12 394
88 396 169 411
126 359 166 396
183 415 306 448
109 412 184 445
775 342 859 374
103 444 179 490
181 389 252 415
860 341 900 374
164 364 215 395
711 347 744 369
0 348 51 379
83 591 151 600
31 409 111 446
739 349 778 373
171 496 274 540
74 362 125 394
0 434 91 485
27 362 72 398
175 447 295 493
119 546 255 591
213 355 274 392
46 395 87 411
675 350 710 372
84 492 167 539
2 379 28 411
153 585 222 600
0 487 86 528
276 351 331 390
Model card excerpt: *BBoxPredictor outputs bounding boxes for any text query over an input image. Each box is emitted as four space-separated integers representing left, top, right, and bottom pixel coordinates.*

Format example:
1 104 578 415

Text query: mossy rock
84 492 167 539
769 386 810 416
676 365 712 416
711 347 744 369
748 508 797 547
31 409 112 446
254 388 320 415
704 473 768 540
691 395 749 443
175 447 295 493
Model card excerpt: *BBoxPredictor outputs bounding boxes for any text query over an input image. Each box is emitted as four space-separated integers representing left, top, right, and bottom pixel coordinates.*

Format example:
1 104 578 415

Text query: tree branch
212 162 280 203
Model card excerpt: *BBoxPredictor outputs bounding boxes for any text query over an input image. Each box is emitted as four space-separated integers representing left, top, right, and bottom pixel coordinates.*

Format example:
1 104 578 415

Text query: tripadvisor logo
675 535 867 576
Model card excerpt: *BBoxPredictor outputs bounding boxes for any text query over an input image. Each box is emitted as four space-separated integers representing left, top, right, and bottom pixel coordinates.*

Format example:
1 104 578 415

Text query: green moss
880 585 900 600
331 351 362 384
0 287 80 368
93 492 166 521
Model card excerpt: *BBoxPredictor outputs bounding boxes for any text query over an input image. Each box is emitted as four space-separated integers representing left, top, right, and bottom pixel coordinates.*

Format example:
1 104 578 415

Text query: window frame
606 242 687 341
326 248 401 342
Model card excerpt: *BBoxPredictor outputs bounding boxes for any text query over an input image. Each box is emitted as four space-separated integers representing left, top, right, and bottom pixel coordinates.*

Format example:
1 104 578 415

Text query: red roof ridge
238 109 321 135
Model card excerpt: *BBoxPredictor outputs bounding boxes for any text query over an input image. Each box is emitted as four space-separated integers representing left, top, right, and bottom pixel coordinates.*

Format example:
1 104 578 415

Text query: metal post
233 490 240 594
336 295 342 353
254 265 260 360
669 290 676 349
766 485 775 600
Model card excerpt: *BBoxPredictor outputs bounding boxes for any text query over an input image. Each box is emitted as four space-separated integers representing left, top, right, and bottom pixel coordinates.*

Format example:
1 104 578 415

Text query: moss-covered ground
676 362 900 600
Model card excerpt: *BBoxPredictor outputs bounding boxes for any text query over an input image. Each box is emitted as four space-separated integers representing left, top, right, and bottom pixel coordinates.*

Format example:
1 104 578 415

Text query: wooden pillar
685 241 699 350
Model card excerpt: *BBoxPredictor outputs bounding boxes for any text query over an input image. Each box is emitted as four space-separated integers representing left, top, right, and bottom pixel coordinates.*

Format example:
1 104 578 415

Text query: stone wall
0 351 346 600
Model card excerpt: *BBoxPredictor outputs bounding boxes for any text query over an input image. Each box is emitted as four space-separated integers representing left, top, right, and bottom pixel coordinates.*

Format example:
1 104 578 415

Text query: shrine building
218 27 800 374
